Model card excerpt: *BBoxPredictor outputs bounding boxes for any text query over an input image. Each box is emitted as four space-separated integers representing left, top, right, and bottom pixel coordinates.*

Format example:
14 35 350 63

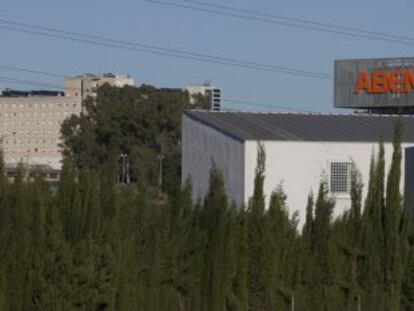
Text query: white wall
244 140 413 228
182 116 414 228
182 115 245 206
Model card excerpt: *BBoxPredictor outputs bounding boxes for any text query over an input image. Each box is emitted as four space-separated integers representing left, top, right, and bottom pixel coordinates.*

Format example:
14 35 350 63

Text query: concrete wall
245 140 413 227
182 115 245 206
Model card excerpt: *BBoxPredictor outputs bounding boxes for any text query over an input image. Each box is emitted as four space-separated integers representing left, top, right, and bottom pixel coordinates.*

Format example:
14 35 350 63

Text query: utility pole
158 153 163 190
80 79 84 114
126 156 130 184
120 153 128 184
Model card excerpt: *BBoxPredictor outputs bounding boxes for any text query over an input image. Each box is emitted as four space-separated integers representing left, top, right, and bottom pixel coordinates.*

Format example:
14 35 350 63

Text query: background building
0 73 133 172
64 73 134 101
185 84 221 111
182 111 414 227
4 163 61 184
0 92 81 169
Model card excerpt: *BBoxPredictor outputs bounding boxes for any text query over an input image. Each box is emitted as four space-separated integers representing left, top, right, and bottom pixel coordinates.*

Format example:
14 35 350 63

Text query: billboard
334 57 414 108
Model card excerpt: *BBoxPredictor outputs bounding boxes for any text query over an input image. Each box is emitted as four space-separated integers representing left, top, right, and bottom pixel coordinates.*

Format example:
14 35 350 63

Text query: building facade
0 73 133 171
64 73 134 101
185 85 221 111
182 111 414 227
0 94 81 169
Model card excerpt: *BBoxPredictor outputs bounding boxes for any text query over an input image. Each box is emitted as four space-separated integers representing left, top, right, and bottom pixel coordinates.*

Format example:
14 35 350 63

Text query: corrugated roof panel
184 111 414 142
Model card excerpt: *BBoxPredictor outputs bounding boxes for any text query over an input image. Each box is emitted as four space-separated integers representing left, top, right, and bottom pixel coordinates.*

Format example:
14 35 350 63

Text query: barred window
330 162 352 193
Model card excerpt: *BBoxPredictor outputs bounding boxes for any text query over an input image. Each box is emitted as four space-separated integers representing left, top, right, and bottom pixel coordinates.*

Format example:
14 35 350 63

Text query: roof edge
184 111 246 142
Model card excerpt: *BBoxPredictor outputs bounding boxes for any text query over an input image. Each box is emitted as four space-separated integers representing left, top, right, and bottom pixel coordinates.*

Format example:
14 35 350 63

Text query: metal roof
184 111 414 143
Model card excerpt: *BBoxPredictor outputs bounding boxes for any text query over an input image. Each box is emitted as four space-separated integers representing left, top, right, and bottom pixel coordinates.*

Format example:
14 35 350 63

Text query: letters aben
354 69 414 94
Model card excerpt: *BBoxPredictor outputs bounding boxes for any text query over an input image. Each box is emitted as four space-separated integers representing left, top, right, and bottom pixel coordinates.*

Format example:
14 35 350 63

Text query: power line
0 76 62 89
0 71 323 113
147 0 414 46
0 65 67 79
0 66 69 80
0 21 330 79
0 19 331 80
181 0 414 42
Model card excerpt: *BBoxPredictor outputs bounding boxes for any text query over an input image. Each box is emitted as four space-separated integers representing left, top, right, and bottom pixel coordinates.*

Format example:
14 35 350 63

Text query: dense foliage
60 84 206 195
1 118 414 310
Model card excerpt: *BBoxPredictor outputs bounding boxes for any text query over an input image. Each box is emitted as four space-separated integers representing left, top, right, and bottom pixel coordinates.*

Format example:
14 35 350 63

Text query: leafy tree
61 84 200 196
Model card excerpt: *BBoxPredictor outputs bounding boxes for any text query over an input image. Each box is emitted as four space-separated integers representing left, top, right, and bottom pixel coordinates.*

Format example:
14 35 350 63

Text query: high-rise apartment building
64 73 134 101
185 85 221 111
0 73 133 171
0 91 81 169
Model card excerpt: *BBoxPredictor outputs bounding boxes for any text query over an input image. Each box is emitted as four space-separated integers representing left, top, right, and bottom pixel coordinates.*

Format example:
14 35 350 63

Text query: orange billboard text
354 69 414 94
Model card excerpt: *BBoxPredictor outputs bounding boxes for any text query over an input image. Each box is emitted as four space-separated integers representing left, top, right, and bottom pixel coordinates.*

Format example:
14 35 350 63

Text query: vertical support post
158 154 163 190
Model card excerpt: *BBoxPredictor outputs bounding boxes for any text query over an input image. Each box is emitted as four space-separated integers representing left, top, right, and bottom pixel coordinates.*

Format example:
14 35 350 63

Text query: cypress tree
296 192 316 310
198 164 234 311
302 192 314 244
312 178 335 310
361 141 386 310
402 232 414 310
162 180 200 311
314 178 334 277
231 206 249 311
350 166 363 241
383 119 404 310
37 200 71 310
247 143 266 311
263 185 296 310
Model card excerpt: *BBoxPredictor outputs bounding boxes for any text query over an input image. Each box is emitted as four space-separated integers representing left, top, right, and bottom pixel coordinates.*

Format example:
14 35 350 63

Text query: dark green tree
247 143 266 311
61 84 199 195
383 119 405 310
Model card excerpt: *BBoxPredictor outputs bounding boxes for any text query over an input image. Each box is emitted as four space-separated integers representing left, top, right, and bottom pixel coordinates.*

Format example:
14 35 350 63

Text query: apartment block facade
185 85 221 111
0 95 81 169
64 73 134 101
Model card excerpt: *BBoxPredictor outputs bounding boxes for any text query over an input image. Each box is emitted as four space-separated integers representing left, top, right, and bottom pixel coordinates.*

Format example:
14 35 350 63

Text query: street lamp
157 153 163 189
120 153 129 184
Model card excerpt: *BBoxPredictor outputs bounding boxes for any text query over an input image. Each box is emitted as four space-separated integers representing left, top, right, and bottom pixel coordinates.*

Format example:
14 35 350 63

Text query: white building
64 73 134 101
0 94 81 169
182 111 414 227
185 85 221 111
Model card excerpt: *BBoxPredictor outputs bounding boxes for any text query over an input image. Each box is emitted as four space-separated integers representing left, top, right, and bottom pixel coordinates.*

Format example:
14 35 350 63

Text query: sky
1 0 414 113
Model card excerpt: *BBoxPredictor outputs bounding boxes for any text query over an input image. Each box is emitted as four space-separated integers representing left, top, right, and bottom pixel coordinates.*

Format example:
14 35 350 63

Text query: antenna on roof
203 78 213 87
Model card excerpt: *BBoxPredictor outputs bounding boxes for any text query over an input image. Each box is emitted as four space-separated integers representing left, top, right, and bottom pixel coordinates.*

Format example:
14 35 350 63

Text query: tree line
0 116 414 310
60 84 208 196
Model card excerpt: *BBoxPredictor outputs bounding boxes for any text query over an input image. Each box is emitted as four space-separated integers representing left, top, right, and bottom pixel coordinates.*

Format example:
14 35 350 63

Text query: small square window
330 162 352 193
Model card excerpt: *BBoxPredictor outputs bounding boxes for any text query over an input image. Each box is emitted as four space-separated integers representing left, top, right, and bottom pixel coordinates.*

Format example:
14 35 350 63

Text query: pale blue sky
1 0 413 112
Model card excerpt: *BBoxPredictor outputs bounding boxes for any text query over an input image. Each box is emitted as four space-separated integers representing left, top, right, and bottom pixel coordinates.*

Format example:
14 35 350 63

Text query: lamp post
120 153 128 184
157 153 163 189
